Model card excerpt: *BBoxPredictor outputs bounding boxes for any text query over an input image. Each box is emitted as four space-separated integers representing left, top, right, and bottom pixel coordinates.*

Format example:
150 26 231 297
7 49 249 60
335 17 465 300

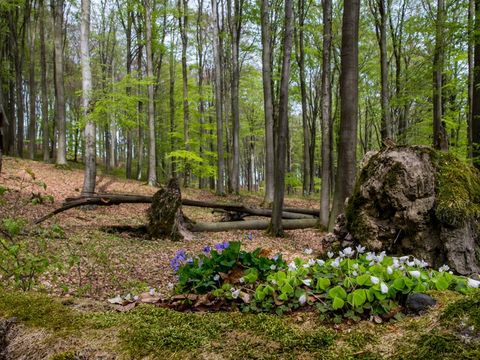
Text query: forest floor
0 156 479 359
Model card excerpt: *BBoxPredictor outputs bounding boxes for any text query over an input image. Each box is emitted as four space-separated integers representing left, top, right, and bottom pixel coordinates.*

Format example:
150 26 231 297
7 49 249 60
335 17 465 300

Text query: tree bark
473 0 480 169
81 0 96 196
28 16 36 160
268 0 294 237
178 0 190 186
329 0 360 230
144 0 157 186
260 0 274 206
53 0 67 165
433 0 448 151
468 0 475 159
212 0 225 195
191 219 318 232
320 0 333 228
40 0 49 162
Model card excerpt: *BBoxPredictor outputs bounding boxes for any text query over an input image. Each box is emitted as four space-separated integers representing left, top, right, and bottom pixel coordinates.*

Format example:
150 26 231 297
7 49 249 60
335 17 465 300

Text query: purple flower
247 233 253 241
203 246 212 254
214 241 230 251
170 249 188 273
272 254 280 262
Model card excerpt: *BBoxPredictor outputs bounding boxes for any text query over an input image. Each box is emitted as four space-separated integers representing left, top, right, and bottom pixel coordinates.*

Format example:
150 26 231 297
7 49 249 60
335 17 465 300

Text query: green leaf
332 297 345 310
348 289 367 308
316 277 331 291
328 285 347 300
435 276 449 291
356 274 371 286
281 282 294 295
393 277 405 291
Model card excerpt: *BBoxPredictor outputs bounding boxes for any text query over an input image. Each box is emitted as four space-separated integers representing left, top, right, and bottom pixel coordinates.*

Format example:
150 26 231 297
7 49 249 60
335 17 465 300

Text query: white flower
167 282 174 289
369 261 375 266
370 276 380 285
316 259 325 266
407 261 415 267
304 248 313 255
341 247 354 258
149 288 155 296
270 264 277 270
331 258 340 268
366 252 376 261
288 262 297 271
271 279 277 285
387 266 393 275
467 278 480 288
377 251 386 263
213 274 220 281
439 264 450 273
356 245 366 253
231 288 240 299
409 271 421 279
302 279 312 287
239 277 245 283
352 270 358 277
308 259 316 266
380 282 389 294
303 263 310 269
399 256 410 262
414 259 429 268
298 293 307 305
352 263 359 270
327 251 334 258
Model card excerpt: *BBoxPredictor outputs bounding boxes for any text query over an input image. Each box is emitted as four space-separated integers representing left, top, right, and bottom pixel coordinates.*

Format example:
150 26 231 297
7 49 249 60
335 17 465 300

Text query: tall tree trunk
53 0 67 165
329 0 360 230
80 1 95 195
40 0 49 162
320 0 332 228
473 0 480 169
370 0 391 141
433 0 448 151
468 0 475 159
228 0 242 194
28 16 37 160
136 28 144 181
125 9 134 178
268 0 294 237
260 0 274 206
197 0 206 189
178 0 190 186
212 0 225 195
169 37 176 178
295 0 310 196
144 0 157 186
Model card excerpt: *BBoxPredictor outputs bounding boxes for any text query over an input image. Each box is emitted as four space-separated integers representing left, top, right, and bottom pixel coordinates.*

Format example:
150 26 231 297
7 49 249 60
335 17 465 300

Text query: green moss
432 151 480 227
117 306 335 359
440 290 480 330
49 351 76 360
0 288 80 331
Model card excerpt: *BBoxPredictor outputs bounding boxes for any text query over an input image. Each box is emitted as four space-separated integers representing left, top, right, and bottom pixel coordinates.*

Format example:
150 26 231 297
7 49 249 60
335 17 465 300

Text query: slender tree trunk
39 0 49 162
178 0 190 186
197 0 205 188
80 0 95 196
80 0 97 196
212 0 225 195
433 0 448 151
144 0 157 186
320 0 332 228
169 38 176 177
228 0 242 194
329 0 360 230
370 0 391 141
125 9 133 178
468 0 475 159
28 18 36 160
295 0 310 196
473 0 480 169
260 0 274 206
136 30 144 181
268 0 294 237
53 0 67 165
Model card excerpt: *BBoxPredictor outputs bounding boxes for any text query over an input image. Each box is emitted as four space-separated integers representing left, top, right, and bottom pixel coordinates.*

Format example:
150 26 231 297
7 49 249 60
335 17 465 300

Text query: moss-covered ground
1 287 479 359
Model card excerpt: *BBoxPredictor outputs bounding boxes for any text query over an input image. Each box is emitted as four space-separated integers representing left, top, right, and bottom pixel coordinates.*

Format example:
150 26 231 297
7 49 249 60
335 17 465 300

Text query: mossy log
341 146 480 275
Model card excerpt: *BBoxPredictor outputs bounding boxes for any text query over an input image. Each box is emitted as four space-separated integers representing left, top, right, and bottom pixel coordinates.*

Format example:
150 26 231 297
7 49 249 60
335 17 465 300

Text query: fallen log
190 219 319 232
36 194 317 224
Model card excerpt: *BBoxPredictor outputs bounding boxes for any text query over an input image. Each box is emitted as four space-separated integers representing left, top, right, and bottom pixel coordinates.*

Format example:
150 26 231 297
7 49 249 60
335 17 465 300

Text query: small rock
405 293 436 314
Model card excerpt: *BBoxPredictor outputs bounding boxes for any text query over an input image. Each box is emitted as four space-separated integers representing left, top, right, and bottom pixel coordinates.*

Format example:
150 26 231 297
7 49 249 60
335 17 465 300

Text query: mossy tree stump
343 146 480 275
147 178 193 241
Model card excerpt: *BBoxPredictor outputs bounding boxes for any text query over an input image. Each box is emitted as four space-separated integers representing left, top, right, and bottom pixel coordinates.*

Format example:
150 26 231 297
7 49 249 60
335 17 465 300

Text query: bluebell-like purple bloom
247 233 253 241
272 254 280 262
214 241 230 251
170 249 188 273
203 245 212 254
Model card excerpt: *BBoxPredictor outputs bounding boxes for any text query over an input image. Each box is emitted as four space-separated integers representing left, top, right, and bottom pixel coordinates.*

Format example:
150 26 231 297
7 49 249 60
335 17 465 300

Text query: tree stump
342 146 480 275
147 178 193 241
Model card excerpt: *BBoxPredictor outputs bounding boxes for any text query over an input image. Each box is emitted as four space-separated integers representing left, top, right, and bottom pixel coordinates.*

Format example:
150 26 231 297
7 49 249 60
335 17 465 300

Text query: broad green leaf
332 297 345 310
328 285 347 300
